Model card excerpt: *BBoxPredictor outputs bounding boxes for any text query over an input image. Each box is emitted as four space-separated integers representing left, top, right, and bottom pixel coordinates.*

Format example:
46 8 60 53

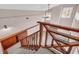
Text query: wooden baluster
29 36 31 49
36 32 38 47
27 37 29 49
35 32 39 51
34 33 36 49
30 35 32 50
39 24 43 47
45 30 48 47
67 46 72 54
51 39 54 47
32 35 34 50
25 37 27 48
34 33 36 46
30 36 32 49
26 37 28 48
33 34 35 46
33 34 35 50
28 37 30 49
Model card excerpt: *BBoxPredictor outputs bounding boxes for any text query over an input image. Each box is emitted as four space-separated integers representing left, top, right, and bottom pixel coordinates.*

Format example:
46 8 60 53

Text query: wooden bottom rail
46 48 57 54
39 43 79 54
40 42 79 48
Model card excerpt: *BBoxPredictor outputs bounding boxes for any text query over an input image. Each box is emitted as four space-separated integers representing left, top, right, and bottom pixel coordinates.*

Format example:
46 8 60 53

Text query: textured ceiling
0 4 59 18
0 4 59 11
0 4 48 11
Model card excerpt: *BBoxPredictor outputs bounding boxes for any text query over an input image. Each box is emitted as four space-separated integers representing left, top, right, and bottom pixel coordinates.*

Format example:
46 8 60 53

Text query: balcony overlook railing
37 21 79 54
0 21 79 54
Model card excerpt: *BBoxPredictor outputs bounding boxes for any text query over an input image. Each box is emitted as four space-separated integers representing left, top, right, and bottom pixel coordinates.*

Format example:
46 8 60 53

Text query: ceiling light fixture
4 25 8 29
26 17 29 19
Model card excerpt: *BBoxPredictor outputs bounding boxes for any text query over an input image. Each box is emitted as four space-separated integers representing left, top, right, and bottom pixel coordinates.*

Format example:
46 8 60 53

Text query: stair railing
17 21 79 54
17 24 40 51
37 21 79 54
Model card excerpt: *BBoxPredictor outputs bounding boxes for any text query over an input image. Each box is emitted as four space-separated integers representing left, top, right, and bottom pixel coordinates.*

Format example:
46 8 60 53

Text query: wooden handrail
38 21 79 41
19 30 40 40
26 24 39 30
1 21 79 54
38 21 79 54
49 30 79 41
37 21 79 32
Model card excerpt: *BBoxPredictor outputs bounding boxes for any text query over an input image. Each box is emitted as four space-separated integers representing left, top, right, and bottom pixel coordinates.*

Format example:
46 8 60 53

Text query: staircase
16 21 79 54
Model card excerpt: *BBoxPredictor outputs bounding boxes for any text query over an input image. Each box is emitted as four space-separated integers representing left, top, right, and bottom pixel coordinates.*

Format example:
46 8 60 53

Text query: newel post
39 23 43 47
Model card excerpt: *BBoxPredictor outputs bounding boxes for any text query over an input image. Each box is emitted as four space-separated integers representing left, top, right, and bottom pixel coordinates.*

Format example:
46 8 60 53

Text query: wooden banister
17 24 40 51
38 21 79 54
37 21 79 42
18 30 40 40
49 30 79 41
26 24 39 30
21 30 40 51
37 21 79 32
1 21 79 54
